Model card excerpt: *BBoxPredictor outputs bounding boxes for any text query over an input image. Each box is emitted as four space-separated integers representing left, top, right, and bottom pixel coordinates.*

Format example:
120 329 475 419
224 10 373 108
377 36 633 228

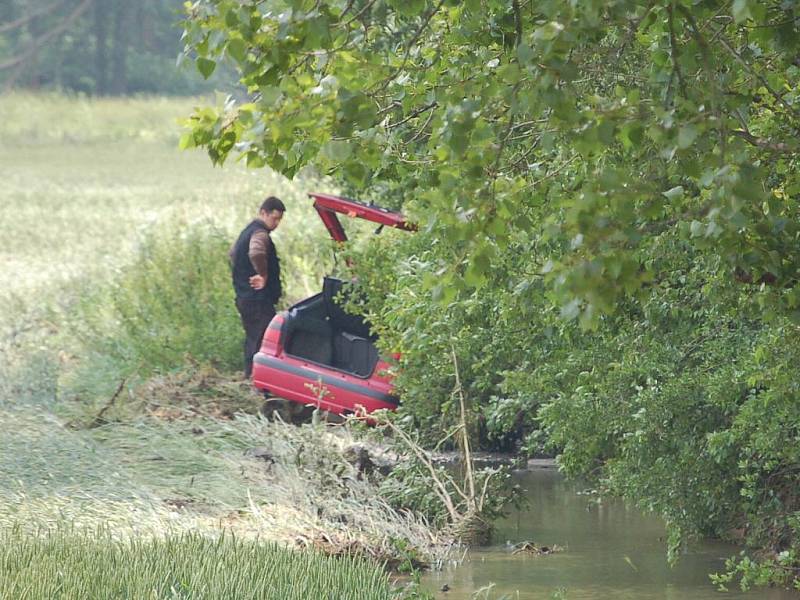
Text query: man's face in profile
261 209 283 231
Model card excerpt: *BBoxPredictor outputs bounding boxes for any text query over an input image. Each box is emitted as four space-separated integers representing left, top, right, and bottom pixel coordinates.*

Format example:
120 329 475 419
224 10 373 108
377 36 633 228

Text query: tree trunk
94 0 108 95
109 0 129 95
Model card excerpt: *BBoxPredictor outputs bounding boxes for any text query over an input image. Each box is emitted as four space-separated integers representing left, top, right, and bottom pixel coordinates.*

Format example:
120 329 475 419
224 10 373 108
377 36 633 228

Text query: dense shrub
74 221 241 378
345 224 800 587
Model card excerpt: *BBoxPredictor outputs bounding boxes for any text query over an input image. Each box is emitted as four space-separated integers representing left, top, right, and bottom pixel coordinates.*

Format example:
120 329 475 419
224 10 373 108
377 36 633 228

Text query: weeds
70 221 242 377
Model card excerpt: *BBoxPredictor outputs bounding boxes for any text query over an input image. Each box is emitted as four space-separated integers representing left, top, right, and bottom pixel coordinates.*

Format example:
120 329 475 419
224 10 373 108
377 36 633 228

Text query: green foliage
340 227 550 451
711 545 800 592
536 251 800 578
181 0 800 588
0 528 400 599
181 0 800 325
72 221 241 378
343 215 800 586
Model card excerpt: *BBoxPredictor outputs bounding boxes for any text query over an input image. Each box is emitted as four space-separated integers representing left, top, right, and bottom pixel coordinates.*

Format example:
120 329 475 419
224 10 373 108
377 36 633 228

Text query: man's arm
248 230 271 289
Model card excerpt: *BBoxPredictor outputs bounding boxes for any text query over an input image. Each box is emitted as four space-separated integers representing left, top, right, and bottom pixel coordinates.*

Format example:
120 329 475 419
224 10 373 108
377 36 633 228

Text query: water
423 467 799 599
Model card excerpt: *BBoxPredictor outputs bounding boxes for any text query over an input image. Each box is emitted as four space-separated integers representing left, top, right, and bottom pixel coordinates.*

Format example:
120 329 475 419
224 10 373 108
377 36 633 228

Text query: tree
180 0 800 326
0 0 93 92
180 0 800 588
0 0 223 95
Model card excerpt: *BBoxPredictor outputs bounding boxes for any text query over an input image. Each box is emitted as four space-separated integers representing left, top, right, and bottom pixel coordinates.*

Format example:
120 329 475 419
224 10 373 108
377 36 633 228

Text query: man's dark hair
260 196 286 213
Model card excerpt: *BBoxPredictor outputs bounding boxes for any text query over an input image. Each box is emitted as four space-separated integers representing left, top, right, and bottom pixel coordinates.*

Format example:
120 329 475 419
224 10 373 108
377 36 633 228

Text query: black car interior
282 277 379 378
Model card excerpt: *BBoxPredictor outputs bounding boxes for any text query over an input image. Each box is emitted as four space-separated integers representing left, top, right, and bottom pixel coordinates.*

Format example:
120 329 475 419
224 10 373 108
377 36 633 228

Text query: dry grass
0 386 451 567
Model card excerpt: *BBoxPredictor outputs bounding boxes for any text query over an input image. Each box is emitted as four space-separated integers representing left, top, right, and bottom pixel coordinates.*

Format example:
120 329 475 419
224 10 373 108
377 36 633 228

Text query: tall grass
0 92 334 329
0 93 444 596
0 528 399 599
72 221 242 376
0 91 335 405
0 402 447 570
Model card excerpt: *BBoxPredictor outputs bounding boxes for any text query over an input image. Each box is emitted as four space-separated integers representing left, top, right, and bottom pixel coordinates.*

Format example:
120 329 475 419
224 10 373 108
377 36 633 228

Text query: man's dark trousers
236 297 275 378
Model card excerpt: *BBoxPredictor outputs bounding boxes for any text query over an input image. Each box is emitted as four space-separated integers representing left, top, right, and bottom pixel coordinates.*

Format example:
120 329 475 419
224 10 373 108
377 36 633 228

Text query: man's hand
249 275 266 290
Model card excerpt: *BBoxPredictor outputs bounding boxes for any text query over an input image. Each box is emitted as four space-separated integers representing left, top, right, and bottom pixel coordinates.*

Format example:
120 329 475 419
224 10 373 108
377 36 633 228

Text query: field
0 93 439 598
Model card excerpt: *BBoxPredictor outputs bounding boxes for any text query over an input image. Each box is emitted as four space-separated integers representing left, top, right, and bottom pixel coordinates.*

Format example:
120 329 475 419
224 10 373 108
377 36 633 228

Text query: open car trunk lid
310 193 416 242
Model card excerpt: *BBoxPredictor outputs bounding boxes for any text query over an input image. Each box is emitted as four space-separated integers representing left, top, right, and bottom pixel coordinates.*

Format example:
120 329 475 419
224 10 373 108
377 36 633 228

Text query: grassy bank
0 92 443 597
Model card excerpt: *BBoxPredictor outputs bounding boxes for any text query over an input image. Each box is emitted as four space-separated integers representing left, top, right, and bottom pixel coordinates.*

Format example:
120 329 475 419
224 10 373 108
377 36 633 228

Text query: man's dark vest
231 220 282 303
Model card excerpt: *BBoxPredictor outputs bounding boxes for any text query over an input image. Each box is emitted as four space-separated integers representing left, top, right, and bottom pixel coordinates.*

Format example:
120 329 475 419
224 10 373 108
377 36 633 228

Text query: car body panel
310 192 416 242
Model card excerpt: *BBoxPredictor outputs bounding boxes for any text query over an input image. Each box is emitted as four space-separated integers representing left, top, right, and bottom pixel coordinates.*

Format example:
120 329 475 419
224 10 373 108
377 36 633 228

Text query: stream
422 466 800 599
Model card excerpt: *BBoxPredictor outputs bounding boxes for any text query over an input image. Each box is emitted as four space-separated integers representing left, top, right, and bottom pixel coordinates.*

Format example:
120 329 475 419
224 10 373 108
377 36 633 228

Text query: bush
345 220 800 586
342 227 550 451
73 221 241 379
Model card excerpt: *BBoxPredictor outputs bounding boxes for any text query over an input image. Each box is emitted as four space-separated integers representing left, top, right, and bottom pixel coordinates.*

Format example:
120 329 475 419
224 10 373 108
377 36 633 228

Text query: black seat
333 331 379 377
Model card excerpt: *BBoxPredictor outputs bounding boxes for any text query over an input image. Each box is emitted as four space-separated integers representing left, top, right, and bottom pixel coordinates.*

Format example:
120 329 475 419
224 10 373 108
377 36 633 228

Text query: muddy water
423 467 799 599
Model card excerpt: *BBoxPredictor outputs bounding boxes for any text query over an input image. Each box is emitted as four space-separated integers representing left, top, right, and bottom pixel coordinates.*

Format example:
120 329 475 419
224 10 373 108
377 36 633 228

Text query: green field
0 93 332 308
0 93 438 598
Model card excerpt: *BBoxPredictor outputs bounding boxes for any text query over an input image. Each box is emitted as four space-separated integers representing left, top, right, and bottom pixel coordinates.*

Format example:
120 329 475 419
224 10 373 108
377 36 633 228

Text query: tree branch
714 28 800 121
385 101 438 129
0 1 65 34
615 2 656 60
667 4 688 100
678 6 726 158
0 0 93 72
730 129 795 153
372 0 446 94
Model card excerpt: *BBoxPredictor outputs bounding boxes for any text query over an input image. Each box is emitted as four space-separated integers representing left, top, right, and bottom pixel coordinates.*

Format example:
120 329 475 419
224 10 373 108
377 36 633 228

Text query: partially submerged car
252 193 414 416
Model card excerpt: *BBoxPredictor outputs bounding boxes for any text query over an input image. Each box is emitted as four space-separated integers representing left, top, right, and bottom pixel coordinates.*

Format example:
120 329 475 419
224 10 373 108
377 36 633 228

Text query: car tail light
260 313 286 356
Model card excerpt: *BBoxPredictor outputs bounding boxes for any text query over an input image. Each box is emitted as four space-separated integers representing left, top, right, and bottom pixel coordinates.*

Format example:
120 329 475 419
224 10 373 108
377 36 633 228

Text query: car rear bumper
252 353 399 414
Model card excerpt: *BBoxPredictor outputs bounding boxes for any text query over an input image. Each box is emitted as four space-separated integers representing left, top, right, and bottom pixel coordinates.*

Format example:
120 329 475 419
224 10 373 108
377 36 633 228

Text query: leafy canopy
181 0 799 326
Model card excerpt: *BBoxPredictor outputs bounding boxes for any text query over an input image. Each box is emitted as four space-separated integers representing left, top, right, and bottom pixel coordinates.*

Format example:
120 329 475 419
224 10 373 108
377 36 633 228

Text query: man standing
230 196 285 378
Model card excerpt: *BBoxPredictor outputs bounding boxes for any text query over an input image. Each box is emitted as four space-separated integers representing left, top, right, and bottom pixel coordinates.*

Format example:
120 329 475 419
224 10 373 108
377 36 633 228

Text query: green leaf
178 132 195 150
517 43 534 65
662 186 684 201
390 0 425 17
225 9 239 28
321 140 353 161
560 299 580 321
343 161 368 185
677 125 697 149
533 22 564 42
732 0 752 23
227 39 247 63
196 57 217 79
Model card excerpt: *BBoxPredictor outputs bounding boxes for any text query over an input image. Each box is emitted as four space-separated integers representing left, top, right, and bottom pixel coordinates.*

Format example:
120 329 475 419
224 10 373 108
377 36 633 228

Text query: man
230 196 285 378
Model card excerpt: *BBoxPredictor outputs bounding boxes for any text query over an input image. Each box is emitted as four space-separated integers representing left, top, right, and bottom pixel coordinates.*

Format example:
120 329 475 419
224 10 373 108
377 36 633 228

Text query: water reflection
423 468 799 599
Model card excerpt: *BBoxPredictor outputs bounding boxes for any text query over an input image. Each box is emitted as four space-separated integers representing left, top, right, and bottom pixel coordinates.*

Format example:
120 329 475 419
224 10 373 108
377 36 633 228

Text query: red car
252 193 414 416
